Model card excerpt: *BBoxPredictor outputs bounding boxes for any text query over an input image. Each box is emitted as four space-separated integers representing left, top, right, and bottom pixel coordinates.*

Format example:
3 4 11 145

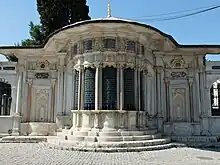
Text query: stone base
164 122 201 136
20 122 57 136
171 135 218 143
0 136 50 143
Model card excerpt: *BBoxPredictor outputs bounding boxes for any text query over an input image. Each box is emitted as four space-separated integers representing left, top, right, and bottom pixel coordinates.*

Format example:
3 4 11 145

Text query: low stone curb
40 142 175 152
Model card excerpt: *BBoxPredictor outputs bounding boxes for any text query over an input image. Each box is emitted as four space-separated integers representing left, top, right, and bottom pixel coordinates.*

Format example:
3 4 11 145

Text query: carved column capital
188 77 194 86
58 66 65 72
154 66 163 73
17 64 25 72
26 79 33 87
164 77 170 85
51 79 56 87
83 61 95 69
94 63 102 68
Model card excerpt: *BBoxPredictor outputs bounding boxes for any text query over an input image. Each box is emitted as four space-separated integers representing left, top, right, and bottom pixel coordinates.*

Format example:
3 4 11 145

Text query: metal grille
211 81 220 116
0 82 11 115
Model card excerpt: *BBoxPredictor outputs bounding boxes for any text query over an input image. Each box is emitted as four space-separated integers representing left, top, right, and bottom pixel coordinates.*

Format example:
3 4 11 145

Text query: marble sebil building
1 13 220 148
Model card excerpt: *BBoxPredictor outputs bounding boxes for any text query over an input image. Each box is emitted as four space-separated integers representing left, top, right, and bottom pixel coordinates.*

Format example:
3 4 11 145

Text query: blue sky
0 0 219 61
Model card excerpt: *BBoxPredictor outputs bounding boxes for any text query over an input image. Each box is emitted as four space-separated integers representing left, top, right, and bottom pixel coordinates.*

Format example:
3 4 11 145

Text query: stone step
44 138 172 152
120 130 157 136
73 131 89 136
93 138 171 148
98 136 123 142
0 136 48 143
99 131 122 136
65 133 161 142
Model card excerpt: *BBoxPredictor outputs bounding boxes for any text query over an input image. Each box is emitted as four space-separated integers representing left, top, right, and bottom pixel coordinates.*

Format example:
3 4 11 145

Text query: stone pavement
0 143 220 165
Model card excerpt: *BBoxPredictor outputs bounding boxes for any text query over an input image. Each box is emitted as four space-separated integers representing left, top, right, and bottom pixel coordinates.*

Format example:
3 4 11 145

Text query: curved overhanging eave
0 18 220 56
0 47 43 58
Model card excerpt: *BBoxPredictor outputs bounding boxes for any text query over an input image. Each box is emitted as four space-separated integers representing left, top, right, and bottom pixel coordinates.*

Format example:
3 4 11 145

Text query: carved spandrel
169 55 186 69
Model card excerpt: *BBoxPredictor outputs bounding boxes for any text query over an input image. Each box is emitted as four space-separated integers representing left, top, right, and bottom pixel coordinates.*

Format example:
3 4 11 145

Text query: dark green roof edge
0 19 220 49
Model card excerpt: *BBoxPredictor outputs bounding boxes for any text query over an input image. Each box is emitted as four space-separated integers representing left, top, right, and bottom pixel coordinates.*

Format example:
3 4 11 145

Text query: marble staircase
46 128 172 152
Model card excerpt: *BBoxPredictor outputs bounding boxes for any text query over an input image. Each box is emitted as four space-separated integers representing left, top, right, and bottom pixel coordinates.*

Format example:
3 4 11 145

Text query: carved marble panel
31 86 50 122
171 88 187 122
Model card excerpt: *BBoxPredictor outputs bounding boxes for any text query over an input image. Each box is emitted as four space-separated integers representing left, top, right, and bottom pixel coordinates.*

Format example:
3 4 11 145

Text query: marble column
120 68 124 110
10 86 16 115
12 66 23 135
99 67 102 109
72 70 76 109
137 70 141 111
93 65 100 130
134 70 138 110
76 66 85 110
95 65 100 110
117 67 120 110
57 66 64 116
15 69 23 115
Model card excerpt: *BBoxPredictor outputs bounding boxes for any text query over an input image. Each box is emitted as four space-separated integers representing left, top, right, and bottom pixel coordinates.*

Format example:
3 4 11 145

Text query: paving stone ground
0 143 220 165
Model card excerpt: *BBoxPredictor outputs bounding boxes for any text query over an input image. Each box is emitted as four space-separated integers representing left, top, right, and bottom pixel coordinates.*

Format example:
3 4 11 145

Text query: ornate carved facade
0 17 220 141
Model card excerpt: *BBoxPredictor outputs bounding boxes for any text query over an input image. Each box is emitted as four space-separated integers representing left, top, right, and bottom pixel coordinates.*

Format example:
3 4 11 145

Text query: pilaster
164 76 170 122
50 79 56 123
26 79 33 122
188 78 194 122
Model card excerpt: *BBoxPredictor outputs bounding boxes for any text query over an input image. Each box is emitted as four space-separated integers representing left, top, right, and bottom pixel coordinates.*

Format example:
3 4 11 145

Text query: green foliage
7 0 91 62
37 0 91 37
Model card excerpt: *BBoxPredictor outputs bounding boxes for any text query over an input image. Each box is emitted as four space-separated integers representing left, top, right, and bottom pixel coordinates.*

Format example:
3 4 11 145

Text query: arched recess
172 92 186 122
0 78 12 115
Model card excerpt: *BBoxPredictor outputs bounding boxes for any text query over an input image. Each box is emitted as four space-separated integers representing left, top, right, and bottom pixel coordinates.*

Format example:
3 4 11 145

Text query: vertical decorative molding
164 78 170 122
188 78 194 122
26 79 33 122
50 79 56 122
120 67 124 110
144 70 148 112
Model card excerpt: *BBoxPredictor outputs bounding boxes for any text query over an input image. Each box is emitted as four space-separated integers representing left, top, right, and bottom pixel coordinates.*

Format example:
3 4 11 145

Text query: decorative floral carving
35 73 49 79
36 60 50 70
171 72 187 78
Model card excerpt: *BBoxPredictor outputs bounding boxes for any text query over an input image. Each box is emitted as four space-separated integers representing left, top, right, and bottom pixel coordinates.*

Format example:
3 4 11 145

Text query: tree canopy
7 0 91 62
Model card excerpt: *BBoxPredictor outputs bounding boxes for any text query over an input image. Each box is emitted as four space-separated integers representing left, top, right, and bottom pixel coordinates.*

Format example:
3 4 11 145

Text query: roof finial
107 0 111 18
